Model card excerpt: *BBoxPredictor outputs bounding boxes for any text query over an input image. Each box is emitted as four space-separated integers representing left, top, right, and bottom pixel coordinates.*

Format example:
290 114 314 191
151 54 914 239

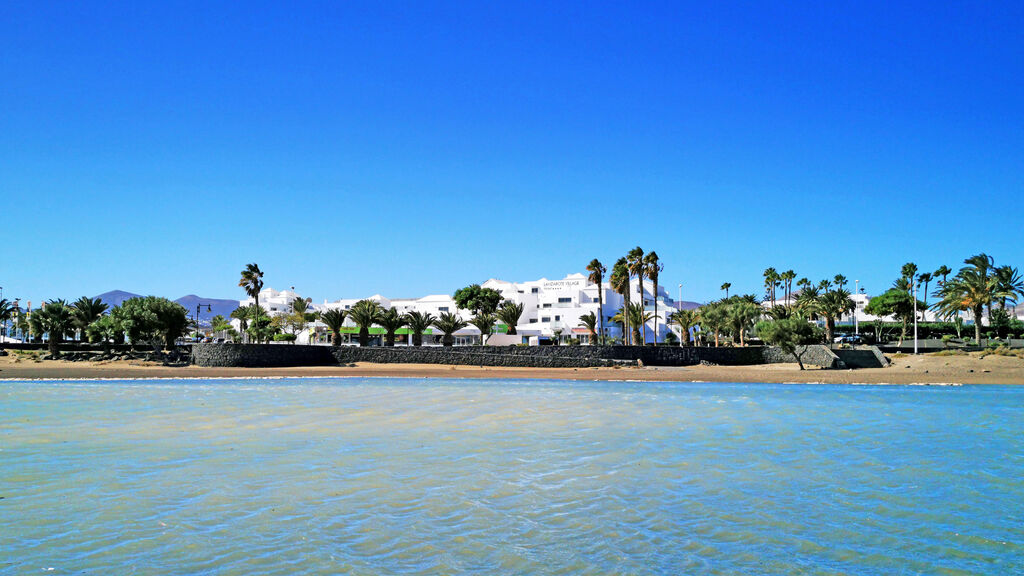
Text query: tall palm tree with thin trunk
933 253 997 343
627 302 654 346
627 247 646 344
404 311 436 346
239 263 264 343
610 258 631 344
644 251 663 344
433 312 468 347
320 309 347 346
586 259 607 344
763 268 779 304
720 283 731 299
782 270 796 305
917 272 932 318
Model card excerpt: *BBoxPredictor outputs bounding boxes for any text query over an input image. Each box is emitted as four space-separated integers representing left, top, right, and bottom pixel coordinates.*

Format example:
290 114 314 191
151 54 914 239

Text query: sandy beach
2 351 1022 385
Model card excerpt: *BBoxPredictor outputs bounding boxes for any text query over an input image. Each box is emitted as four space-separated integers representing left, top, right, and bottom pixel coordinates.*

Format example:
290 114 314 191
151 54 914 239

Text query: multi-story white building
242 272 686 346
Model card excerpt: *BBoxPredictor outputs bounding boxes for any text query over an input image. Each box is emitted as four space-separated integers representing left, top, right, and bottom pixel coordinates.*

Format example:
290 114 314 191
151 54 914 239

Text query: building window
558 297 571 303
439 306 449 312
531 287 539 294
529 318 537 323
555 315 560 321
345 305 350 310
541 317 551 322
542 303 551 308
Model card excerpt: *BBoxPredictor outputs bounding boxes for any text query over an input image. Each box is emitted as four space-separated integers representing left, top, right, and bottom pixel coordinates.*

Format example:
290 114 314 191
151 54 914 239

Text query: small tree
31 300 76 356
865 289 922 345
320 309 347 346
496 302 524 335
404 311 435 346
377 307 407 347
453 284 504 316
433 312 468 347
756 316 820 370
578 312 598 344
469 313 497 345
348 300 382 346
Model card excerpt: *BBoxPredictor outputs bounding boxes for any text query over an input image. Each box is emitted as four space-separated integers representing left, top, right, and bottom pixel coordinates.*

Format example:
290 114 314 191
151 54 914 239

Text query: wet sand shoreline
2 354 1022 385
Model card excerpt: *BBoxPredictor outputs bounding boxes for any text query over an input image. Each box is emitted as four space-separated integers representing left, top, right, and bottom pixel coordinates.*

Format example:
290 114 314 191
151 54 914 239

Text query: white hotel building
239 273 684 345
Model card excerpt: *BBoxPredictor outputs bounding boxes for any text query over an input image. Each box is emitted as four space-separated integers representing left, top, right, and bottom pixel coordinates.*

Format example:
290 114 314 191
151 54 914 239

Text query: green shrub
272 333 297 342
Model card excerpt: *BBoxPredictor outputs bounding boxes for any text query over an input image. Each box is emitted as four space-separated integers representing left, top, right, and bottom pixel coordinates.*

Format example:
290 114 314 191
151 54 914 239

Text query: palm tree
720 283 731 299
433 312 468 347
934 265 952 286
819 289 855 344
71 297 108 343
627 302 653 346
644 251 663 344
239 263 264 342
586 259 607 343
794 285 822 320
578 312 598 344
726 300 762 346
627 247 646 344
348 300 381 346
995 266 1024 309
610 258 631 344
319 309 348 346
0 298 14 341
933 253 997 343
377 307 407 347
833 274 847 292
32 300 76 356
698 302 728 347
292 297 310 314
404 311 436 346
469 313 496 345
496 302 524 336
782 270 796 305
669 309 698 346
917 272 932 317
763 268 780 304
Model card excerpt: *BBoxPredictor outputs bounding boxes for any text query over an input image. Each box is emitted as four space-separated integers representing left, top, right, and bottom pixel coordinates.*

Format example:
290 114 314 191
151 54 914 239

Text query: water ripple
2 378 1022 574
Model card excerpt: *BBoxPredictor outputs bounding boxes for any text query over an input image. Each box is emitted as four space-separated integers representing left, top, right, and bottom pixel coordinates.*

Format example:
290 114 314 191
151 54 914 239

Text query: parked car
834 334 868 345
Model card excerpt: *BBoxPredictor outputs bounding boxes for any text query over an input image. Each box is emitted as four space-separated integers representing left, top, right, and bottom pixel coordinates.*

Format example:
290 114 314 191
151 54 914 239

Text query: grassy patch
890 352 908 359
931 349 967 357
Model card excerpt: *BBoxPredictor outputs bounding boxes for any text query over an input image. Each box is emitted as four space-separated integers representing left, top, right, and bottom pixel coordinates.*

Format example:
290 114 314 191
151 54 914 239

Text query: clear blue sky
2 1 1022 307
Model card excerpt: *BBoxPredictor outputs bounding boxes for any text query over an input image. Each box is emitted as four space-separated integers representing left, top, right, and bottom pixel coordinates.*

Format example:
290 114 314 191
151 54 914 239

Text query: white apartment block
240 272 685 346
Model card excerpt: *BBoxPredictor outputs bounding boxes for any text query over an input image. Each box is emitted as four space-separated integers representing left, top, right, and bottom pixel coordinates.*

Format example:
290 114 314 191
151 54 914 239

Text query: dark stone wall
329 346 623 368
192 343 858 369
192 343 334 367
0 342 178 353
761 345 843 369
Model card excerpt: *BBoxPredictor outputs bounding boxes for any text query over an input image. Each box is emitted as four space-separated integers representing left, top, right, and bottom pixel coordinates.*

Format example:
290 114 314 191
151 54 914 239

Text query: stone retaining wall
192 343 334 367
834 347 888 368
761 345 843 369
193 343 855 369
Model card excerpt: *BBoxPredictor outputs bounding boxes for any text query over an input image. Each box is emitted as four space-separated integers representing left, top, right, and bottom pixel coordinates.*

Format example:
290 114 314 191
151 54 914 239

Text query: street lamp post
677 284 683 347
854 280 859 335
913 282 919 354
195 303 212 342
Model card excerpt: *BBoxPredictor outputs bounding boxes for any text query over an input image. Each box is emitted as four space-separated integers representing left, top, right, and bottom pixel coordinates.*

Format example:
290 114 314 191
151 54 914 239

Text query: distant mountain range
93 290 240 326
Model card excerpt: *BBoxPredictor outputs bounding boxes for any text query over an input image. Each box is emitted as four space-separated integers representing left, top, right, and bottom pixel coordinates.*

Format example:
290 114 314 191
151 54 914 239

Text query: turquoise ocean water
2 378 1022 574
